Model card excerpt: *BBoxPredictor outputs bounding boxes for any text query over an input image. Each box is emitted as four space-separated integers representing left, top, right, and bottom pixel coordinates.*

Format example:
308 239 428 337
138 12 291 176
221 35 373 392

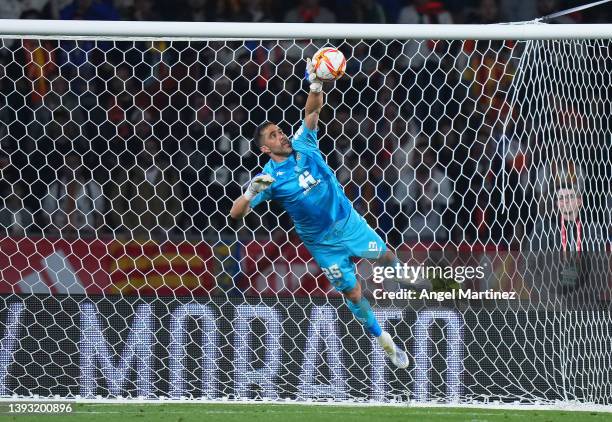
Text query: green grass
0 403 610 422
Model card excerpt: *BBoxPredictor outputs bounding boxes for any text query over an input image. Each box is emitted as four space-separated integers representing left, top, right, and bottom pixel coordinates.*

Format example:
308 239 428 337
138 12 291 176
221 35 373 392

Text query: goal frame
1 19 612 40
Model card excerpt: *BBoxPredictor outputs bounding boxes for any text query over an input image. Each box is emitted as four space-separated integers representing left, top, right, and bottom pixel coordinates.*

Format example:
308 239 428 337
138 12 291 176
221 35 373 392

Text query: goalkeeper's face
260 124 292 158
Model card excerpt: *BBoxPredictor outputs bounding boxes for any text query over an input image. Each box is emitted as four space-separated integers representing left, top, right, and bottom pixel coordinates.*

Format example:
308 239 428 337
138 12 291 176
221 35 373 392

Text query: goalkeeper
230 58 409 368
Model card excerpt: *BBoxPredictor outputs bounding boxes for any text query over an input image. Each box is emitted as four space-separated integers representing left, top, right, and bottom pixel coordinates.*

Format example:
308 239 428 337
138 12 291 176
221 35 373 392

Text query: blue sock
345 297 382 337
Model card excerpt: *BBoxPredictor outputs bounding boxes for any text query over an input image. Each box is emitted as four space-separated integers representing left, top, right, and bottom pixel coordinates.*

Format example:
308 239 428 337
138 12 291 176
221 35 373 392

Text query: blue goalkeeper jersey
250 121 353 244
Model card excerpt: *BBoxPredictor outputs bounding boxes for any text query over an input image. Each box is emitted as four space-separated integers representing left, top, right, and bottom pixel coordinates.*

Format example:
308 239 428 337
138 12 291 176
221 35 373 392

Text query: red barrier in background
0 236 218 296
3 235 599 299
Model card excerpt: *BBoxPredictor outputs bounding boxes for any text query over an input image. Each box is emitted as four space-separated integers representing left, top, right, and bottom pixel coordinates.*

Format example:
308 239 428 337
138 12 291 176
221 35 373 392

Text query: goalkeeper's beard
269 140 293 158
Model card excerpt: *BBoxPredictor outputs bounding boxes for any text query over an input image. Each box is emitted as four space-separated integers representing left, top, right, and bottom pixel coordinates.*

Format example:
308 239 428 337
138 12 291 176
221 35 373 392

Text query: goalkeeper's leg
343 282 409 369
310 244 409 368
307 210 409 368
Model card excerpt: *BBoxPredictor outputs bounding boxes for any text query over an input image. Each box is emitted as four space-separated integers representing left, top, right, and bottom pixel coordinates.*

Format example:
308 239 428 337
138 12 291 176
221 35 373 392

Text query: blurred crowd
0 0 610 248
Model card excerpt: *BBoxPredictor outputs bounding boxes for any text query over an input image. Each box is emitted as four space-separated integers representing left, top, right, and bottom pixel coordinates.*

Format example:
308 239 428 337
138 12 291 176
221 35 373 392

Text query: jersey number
322 264 343 280
298 171 317 190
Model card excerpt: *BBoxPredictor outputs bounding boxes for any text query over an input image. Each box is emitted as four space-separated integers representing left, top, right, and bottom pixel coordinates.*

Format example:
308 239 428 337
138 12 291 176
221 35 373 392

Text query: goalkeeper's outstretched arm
231 59 321 220
304 90 323 130
230 174 275 220
304 58 324 130
230 195 251 220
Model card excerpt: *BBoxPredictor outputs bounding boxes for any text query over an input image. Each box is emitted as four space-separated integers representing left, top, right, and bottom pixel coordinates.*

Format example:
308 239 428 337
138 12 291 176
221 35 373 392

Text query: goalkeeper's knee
345 297 382 337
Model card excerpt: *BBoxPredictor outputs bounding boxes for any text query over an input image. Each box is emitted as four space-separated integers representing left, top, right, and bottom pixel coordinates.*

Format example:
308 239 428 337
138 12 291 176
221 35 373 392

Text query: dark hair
553 161 583 194
555 179 581 194
20 9 41 19
252 121 274 152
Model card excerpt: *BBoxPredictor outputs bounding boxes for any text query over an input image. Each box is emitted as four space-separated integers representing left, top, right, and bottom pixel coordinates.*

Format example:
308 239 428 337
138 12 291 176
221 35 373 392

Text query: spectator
42 153 105 235
55 2 119 87
216 0 253 21
377 0 403 22
246 0 276 22
113 0 135 19
352 0 386 23
399 0 453 24
391 139 452 243
174 0 213 21
5 0 55 20
331 0 354 22
0 154 13 234
537 0 576 24
397 0 453 69
500 0 537 22
0 1 24 20
401 160 452 243
132 0 160 20
114 139 182 240
465 0 503 24
19 17 58 105
525 164 610 306
461 39 514 127
0 184 33 238
284 0 336 23
398 0 455 136
60 0 120 20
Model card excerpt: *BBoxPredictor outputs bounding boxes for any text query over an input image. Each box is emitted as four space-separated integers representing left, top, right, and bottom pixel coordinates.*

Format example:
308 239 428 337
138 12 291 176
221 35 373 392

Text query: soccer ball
312 47 346 81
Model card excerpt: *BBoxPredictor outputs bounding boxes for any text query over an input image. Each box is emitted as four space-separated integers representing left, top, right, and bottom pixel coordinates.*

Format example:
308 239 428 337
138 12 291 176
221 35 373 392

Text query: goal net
0 21 610 406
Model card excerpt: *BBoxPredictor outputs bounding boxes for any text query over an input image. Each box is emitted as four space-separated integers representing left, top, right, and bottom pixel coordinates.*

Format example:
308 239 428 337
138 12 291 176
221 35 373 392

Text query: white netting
0 26 610 405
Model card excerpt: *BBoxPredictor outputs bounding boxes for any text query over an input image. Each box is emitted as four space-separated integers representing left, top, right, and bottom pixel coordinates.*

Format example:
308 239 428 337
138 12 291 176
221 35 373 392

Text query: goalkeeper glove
244 173 275 200
305 58 323 93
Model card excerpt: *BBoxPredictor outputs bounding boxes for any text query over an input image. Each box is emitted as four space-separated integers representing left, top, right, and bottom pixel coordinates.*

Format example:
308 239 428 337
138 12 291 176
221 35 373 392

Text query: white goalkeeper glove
244 173 275 201
306 58 323 93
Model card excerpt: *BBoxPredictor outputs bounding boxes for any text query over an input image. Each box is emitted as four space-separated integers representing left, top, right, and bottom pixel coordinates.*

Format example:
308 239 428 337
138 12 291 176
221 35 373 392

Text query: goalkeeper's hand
244 173 275 200
306 58 322 93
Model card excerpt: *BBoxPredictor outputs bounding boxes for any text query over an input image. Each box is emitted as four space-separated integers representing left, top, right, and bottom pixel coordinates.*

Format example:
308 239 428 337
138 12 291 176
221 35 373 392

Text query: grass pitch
1 403 611 422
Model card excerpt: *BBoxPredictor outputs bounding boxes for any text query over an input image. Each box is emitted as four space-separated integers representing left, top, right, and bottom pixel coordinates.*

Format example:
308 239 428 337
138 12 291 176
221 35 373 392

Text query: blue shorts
304 209 387 293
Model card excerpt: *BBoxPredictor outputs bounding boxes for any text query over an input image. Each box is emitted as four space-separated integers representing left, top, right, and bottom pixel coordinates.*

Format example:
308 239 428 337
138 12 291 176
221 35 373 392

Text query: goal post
0 19 611 408
1 19 612 39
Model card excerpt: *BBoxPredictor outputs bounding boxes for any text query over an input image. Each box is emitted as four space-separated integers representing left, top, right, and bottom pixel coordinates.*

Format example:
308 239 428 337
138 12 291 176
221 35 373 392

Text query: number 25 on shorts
322 264 343 280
